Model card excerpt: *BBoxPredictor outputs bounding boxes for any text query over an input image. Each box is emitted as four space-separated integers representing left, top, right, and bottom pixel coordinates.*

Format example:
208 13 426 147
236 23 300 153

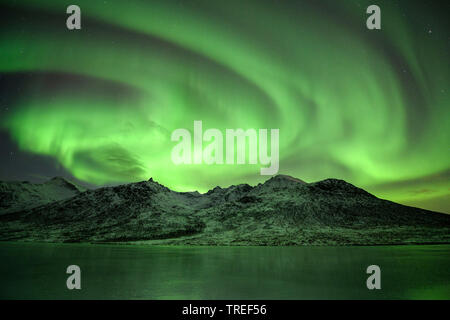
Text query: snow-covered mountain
0 175 449 245
0 177 85 215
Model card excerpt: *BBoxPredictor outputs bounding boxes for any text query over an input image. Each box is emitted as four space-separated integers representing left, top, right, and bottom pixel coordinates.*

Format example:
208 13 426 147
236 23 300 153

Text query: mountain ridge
0 175 449 245
0 176 85 215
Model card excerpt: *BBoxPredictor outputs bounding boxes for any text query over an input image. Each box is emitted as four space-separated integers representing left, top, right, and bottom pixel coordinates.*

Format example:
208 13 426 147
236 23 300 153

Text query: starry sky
0 0 449 213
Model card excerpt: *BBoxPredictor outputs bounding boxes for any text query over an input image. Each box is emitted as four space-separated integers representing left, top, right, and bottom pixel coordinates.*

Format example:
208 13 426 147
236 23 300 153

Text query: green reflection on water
0 242 448 299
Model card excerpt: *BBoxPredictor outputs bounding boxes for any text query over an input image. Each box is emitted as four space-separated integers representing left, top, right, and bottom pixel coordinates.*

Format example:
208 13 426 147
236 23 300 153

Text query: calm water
0 242 449 299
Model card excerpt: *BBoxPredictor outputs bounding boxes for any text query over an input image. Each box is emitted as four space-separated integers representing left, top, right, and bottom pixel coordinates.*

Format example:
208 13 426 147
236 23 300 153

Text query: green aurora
0 0 449 212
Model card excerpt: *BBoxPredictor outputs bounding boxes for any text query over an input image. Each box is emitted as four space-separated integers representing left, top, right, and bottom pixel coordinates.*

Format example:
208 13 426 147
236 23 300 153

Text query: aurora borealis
0 0 449 212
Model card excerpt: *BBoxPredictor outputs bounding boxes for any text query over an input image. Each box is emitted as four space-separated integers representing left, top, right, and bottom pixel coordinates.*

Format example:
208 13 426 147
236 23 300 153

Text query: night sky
0 0 449 213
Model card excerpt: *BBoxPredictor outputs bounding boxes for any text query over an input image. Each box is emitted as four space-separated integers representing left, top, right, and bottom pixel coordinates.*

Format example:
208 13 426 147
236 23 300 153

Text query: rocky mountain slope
0 177 85 215
0 175 449 245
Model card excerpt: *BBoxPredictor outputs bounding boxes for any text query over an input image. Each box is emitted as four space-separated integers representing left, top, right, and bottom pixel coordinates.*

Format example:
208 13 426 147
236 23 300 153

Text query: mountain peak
45 177 85 192
137 177 169 192
310 178 374 197
48 176 70 183
271 174 307 183
45 176 73 187
206 186 223 195
262 174 307 187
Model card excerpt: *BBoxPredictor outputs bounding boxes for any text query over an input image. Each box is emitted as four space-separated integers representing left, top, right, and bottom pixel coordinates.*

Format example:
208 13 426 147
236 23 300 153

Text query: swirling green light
0 0 448 212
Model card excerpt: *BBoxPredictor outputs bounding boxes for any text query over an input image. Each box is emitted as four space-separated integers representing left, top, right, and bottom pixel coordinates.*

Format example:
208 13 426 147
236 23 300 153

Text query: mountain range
0 175 449 245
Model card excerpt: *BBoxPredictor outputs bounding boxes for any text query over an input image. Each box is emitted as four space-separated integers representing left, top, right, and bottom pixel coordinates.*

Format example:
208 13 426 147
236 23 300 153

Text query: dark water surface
0 242 448 299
